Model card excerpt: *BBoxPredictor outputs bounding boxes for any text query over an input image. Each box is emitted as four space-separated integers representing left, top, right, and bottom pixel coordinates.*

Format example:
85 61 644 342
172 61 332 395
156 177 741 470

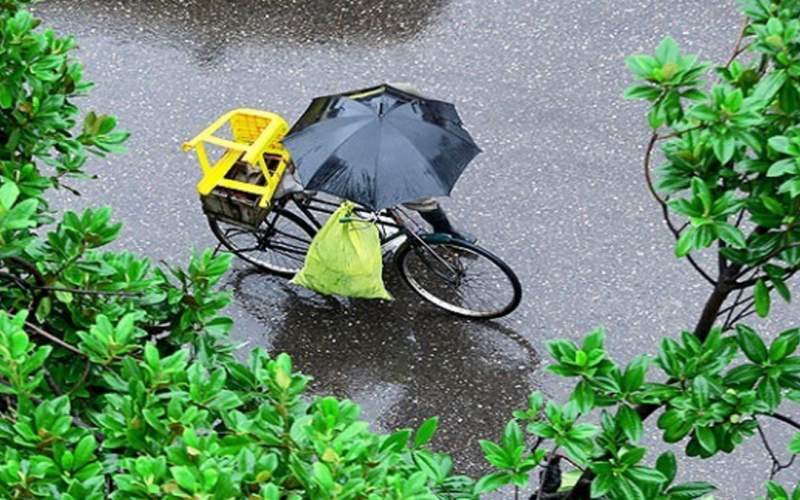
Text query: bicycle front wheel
208 208 315 277
395 238 522 319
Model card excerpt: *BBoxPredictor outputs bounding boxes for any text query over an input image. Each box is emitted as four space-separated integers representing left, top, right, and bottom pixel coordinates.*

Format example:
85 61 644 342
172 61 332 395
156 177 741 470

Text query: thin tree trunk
692 285 730 342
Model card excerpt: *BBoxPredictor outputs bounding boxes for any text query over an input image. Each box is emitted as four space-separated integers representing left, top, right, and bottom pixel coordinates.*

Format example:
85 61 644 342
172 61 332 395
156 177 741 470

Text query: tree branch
644 132 664 206
767 412 800 431
733 242 800 285
24 321 85 357
642 130 717 286
756 419 797 480
735 265 799 289
724 18 751 68
35 285 144 297
724 302 756 331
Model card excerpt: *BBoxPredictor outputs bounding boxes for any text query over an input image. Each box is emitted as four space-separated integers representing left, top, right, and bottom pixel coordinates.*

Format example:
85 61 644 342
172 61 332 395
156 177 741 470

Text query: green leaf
788 432 800 454
655 37 680 64
655 451 677 485
725 363 763 387
474 472 512 494
571 380 595 414
761 195 786 215
692 376 710 406
769 136 795 155
626 55 659 79
501 420 524 453
568 422 598 441
582 328 605 352
675 228 695 257
695 426 717 454
627 466 667 485
0 85 12 109
171 466 197 492
381 429 411 452
767 17 785 36
0 182 20 210
737 325 768 363
757 377 781 410
767 158 797 177
691 177 712 213
752 69 787 102
617 405 643 443
769 335 792 362
666 481 717 499
73 435 96 468
414 417 438 448
771 277 791 303
712 134 736 164
624 84 662 101
716 222 746 248
590 473 614 498
779 178 800 198
412 450 441 481
766 481 789 500
755 279 771 318
313 462 334 491
613 476 646 500
2 198 38 229
480 440 510 469
144 342 159 370
687 104 718 122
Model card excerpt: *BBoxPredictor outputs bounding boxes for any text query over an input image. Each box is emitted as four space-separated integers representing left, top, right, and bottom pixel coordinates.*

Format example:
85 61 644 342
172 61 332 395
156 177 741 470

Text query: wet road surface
35 0 797 495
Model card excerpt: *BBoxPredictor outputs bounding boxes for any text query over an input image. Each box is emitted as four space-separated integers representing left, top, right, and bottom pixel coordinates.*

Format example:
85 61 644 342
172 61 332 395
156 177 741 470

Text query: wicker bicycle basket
185 109 292 231
200 154 284 230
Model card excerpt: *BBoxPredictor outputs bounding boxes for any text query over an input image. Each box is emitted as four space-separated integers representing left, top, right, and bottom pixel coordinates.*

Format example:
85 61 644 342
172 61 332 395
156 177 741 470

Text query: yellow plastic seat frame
183 109 291 208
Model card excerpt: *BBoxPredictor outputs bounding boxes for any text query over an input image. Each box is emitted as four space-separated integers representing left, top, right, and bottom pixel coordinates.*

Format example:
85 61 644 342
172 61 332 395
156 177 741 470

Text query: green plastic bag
290 202 392 300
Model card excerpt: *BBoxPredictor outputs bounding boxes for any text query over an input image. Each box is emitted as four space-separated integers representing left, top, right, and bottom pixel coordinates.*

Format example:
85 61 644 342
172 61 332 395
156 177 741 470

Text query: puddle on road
36 0 449 64
225 265 540 475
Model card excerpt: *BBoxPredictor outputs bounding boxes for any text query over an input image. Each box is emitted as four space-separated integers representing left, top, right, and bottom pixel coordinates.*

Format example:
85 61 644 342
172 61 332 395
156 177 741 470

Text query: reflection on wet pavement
38 0 448 64
226 265 539 475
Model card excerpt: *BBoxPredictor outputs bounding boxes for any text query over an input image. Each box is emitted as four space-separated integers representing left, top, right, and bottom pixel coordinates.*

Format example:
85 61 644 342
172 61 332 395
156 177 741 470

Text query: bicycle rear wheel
208 208 316 277
395 237 522 319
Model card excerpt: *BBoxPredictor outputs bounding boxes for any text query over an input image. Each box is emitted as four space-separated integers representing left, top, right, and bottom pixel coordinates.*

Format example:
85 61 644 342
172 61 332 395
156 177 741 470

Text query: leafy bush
0 2 476 498
477 1 800 498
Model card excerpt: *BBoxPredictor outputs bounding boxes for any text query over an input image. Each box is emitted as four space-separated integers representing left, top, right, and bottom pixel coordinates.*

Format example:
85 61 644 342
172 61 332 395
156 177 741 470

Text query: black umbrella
281 84 481 211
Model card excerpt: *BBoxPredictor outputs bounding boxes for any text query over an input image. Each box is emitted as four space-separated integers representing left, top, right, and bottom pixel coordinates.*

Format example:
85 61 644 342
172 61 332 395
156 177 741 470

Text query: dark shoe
419 208 477 243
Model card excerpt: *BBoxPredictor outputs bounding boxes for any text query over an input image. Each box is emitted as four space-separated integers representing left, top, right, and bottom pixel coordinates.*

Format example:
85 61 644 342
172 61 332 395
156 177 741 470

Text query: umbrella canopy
281 84 481 211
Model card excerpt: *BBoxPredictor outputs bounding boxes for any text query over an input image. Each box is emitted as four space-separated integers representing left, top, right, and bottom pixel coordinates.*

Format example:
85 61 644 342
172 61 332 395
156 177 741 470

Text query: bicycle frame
209 190 522 318
285 195 406 244
277 194 462 276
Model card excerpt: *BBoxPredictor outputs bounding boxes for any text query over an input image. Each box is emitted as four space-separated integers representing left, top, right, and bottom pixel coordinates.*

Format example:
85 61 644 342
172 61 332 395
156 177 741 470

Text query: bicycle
208 193 522 319
185 108 522 319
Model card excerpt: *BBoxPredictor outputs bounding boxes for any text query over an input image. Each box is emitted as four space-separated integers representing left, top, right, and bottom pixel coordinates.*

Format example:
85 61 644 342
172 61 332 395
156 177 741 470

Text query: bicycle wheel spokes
209 208 315 277
399 241 520 318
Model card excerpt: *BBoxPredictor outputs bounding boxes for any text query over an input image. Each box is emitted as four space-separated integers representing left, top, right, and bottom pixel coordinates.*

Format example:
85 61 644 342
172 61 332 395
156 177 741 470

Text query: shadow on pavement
225 264 541 475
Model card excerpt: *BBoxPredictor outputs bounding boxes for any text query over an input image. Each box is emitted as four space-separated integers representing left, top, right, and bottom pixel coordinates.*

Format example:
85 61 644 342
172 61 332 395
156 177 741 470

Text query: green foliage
0 1 476 498
626 6 800 284
479 325 799 497
479 1 800 495
758 480 800 500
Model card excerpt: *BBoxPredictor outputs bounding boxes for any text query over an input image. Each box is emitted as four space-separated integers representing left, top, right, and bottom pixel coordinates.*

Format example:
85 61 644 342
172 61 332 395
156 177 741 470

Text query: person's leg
403 198 476 242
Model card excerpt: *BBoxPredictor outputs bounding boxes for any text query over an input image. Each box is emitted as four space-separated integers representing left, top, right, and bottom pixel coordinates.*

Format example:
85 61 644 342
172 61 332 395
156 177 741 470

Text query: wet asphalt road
34 0 798 496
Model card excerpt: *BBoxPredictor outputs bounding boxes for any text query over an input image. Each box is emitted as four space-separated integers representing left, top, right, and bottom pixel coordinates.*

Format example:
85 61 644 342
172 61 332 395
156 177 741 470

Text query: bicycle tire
395 236 522 319
208 208 316 277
